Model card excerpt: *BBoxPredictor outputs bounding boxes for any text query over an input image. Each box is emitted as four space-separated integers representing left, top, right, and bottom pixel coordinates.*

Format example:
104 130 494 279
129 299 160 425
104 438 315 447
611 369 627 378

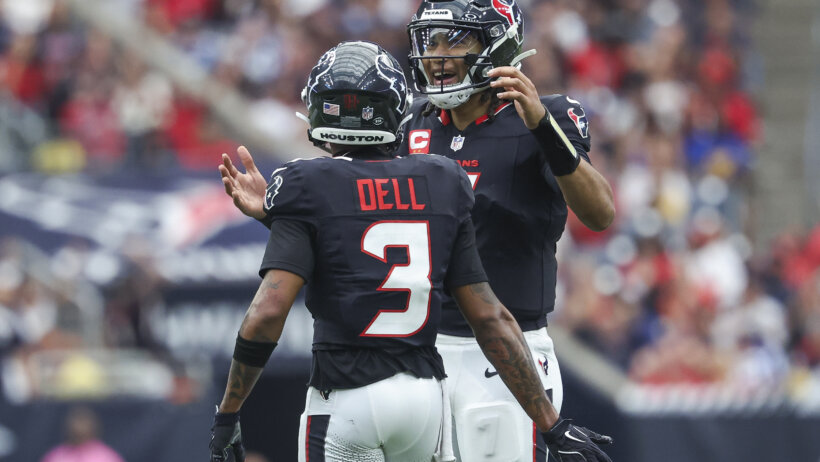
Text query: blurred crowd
1 0 820 404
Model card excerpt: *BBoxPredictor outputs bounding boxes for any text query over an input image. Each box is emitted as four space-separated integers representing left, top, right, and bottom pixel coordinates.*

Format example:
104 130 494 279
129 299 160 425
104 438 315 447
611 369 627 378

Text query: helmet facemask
409 25 493 109
407 0 528 110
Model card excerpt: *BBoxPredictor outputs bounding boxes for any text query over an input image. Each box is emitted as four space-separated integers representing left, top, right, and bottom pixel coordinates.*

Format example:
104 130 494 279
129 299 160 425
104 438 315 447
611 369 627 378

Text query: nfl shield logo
362 106 374 120
450 135 465 152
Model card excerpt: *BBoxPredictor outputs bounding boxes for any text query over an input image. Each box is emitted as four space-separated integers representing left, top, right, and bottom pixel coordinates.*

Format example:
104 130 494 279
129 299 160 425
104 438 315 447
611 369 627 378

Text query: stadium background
0 0 818 460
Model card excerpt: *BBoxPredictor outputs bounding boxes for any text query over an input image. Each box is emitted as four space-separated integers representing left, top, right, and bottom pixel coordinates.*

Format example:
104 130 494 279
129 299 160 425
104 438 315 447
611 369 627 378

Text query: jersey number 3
360 221 432 337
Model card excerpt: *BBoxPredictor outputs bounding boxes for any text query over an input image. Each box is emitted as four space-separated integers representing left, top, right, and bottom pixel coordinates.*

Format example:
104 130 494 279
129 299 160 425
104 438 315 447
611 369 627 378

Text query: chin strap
295 112 310 124
510 49 537 68
399 113 413 129
295 112 331 153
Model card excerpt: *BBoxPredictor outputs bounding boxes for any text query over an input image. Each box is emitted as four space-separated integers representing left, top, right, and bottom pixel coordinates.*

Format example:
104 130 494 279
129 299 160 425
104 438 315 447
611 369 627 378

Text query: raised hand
488 66 546 129
219 146 267 220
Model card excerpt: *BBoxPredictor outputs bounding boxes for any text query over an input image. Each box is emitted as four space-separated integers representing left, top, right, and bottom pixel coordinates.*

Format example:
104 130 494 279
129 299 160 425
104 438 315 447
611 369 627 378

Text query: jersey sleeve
259 218 315 281
258 160 318 280
444 216 488 289
259 160 314 228
542 94 592 163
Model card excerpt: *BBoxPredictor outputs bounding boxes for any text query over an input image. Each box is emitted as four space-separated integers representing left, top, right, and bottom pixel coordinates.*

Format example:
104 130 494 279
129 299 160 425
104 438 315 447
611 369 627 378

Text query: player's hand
219 146 267 220
210 410 246 462
542 417 613 462
488 66 545 130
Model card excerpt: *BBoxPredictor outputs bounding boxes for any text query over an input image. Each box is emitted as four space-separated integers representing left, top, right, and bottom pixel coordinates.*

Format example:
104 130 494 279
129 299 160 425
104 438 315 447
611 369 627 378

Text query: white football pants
436 327 563 462
297 372 446 462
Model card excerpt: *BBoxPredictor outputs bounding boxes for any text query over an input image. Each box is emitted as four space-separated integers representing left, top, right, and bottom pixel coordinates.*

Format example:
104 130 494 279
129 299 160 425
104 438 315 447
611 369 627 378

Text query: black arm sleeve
258 219 315 281
530 107 581 176
258 214 274 229
444 217 488 289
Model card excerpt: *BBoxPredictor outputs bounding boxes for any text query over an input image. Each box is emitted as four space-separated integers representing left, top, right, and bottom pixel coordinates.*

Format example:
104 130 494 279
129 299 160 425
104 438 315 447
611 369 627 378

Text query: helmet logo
323 102 340 116
362 106 374 121
492 0 515 26
343 94 359 110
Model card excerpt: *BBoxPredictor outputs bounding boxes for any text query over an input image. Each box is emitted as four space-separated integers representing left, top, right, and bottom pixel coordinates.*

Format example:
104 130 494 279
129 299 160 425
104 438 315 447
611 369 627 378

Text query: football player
402 1 616 460
212 41 613 462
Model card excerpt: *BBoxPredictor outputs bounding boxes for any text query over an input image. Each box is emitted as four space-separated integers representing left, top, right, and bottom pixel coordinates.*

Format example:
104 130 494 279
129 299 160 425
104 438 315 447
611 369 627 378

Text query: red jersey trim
438 102 513 126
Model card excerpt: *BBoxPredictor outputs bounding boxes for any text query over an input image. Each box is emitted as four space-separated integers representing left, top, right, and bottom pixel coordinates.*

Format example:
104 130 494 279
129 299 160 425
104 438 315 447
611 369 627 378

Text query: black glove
542 417 613 462
210 410 245 462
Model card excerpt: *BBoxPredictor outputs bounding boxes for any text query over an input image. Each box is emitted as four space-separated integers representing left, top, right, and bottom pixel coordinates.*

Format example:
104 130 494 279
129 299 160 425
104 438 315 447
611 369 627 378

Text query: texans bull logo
567 107 589 138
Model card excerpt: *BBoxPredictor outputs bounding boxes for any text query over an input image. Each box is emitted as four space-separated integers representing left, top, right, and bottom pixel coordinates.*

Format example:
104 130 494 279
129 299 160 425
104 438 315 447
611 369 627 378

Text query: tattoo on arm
468 282 498 305
220 270 301 413
238 278 287 341
473 316 558 429
221 359 264 412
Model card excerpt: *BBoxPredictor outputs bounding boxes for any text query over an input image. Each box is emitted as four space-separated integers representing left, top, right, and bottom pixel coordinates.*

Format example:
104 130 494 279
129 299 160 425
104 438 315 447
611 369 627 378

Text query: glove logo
565 429 586 443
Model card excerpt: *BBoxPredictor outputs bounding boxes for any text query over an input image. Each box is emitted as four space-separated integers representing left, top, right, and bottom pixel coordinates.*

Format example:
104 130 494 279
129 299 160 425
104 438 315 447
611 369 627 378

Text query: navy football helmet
407 0 530 109
300 41 412 151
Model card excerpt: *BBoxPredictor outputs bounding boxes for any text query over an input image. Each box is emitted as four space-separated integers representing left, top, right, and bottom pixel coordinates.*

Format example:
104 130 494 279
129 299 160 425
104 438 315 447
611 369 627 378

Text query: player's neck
448 92 493 131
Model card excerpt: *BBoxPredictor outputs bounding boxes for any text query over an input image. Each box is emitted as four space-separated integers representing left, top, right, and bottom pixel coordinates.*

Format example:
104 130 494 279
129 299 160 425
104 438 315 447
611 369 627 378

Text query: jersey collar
437 102 514 127
336 146 395 161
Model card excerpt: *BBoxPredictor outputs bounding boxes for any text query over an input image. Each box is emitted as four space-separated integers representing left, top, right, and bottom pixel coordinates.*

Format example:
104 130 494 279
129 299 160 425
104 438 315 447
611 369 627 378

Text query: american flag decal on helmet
323 102 339 116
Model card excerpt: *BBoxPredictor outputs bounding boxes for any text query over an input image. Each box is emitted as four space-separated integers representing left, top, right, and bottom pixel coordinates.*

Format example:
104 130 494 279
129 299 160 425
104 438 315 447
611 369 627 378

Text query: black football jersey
398 95 592 336
258 147 486 388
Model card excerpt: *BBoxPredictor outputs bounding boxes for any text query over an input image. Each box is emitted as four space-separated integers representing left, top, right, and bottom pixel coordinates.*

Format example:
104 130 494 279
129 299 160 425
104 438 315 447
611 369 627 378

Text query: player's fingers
218 163 235 181
222 172 240 194
222 153 240 178
219 164 235 182
587 430 614 445
487 66 521 79
496 89 526 102
232 442 246 462
592 447 613 462
490 66 537 89
237 146 258 174
490 76 522 90
514 68 536 91
491 76 537 99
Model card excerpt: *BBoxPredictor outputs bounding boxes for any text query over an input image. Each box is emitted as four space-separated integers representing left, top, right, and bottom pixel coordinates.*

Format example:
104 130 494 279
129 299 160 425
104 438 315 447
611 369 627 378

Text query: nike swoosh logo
484 368 499 378
565 430 586 443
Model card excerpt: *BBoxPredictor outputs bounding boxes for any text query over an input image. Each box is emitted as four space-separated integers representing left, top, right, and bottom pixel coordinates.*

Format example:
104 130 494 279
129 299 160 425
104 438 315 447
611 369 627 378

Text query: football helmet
299 41 412 151
407 0 529 109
